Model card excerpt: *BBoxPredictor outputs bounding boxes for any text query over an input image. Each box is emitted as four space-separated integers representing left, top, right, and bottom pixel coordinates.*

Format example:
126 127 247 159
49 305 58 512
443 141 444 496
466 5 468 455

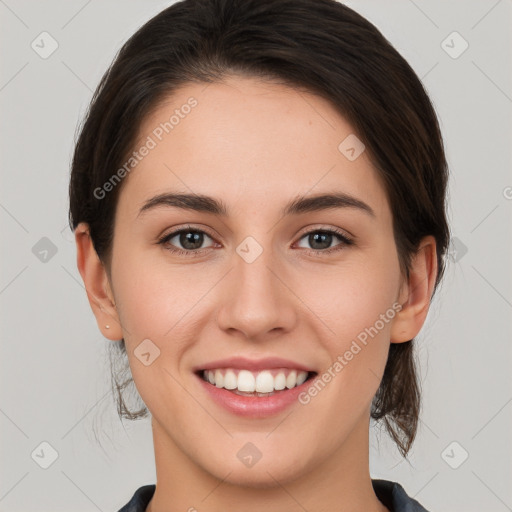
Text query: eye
295 228 354 255
157 225 354 257
157 225 216 256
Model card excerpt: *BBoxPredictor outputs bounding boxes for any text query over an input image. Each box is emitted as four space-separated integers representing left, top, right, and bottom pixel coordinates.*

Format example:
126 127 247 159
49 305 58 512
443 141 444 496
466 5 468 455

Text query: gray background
1 0 511 511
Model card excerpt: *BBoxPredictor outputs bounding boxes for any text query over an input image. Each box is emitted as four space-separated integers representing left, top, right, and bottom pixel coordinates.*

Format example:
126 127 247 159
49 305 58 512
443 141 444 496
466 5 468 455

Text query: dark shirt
117 479 430 512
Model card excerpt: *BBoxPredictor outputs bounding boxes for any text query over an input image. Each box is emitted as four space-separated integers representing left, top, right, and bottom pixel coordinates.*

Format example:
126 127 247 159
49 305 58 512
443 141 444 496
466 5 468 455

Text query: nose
215 240 298 341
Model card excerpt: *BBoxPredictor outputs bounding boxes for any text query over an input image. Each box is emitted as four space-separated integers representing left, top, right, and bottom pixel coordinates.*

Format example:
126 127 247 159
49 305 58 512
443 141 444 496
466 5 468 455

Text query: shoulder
372 479 431 512
117 484 156 512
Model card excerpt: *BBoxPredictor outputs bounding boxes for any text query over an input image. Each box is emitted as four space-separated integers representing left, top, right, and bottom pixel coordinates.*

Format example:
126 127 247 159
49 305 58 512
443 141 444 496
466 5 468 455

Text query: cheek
316 256 399 338
313 248 400 375
112 248 202 339
112 254 196 411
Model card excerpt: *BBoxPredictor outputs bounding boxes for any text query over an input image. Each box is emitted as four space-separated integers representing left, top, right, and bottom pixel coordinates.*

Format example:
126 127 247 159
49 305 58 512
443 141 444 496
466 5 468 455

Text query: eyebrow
137 191 375 219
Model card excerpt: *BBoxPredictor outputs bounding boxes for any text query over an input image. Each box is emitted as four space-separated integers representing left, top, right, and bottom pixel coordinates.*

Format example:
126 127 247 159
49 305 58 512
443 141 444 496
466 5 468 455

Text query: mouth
194 368 318 397
194 366 318 417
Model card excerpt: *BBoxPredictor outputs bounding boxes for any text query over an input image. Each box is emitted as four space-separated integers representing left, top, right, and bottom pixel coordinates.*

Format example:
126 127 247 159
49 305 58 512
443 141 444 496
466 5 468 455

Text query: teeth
237 370 254 392
214 369 224 388
274 372 286 390
223 369 237 390
255 371 274 393
202 368 310 393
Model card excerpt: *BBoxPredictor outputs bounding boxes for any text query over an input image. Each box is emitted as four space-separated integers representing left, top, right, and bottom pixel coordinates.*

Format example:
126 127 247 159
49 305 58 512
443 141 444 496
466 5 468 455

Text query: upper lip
193 356 316 373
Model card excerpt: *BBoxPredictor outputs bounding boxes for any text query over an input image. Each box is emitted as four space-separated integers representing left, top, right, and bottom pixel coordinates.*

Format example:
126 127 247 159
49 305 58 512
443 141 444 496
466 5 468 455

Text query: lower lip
195 373 314 418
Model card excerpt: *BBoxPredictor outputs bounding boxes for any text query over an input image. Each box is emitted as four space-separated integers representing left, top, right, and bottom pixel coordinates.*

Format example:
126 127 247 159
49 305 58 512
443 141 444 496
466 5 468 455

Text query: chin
201 450 310 489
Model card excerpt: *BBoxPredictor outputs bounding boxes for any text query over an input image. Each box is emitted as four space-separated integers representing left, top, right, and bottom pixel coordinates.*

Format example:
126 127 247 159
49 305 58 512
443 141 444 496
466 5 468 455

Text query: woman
68 0 449 510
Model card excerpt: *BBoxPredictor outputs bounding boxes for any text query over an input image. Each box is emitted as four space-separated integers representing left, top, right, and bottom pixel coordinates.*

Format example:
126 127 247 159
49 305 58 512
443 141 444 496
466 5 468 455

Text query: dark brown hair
68 0 450 458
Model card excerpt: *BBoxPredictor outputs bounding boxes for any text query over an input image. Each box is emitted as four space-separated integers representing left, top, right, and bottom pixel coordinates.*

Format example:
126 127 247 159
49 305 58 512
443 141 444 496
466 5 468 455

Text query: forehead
116 76 390 222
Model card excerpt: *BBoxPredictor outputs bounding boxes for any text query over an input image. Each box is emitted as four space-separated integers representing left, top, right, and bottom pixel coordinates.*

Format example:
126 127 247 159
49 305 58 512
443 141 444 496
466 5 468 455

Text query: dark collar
118 479 430 512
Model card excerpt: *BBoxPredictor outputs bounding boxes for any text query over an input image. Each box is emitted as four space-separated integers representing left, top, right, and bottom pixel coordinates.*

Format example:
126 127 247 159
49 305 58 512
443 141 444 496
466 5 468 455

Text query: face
106 76 406 486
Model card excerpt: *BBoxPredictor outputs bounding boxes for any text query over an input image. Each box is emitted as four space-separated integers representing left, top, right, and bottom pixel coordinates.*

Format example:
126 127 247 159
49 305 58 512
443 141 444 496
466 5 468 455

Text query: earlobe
390 235 438 344
74 222 123 341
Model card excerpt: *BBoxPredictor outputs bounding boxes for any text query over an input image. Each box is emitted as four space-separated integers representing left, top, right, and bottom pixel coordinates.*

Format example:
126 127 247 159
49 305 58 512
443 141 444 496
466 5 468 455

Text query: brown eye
158 226 216 256
295 228 354 255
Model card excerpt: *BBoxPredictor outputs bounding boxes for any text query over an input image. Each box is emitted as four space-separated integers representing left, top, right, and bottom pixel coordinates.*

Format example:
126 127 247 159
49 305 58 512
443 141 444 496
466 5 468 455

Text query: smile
194 368 318 417
199 368 315 396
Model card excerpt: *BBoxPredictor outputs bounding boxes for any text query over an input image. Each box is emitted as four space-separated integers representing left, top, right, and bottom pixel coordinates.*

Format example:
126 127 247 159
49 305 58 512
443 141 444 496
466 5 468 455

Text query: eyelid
157 224 355 255
296 224 354 241
293 226 354 255
159 223 353 241
158 224 218 246
158 224 217 241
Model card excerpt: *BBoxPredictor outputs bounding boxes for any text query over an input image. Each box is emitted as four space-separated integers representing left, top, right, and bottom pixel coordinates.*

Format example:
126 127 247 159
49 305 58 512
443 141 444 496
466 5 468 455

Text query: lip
195 371 316 418
192 356 315 373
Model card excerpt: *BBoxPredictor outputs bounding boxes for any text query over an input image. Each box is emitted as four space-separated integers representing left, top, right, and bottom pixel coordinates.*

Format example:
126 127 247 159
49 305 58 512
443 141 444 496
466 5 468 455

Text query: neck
146 412 389 512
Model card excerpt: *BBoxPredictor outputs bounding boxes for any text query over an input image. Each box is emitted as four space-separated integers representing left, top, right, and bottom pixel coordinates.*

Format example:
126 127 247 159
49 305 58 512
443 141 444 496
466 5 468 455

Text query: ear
390 235 438 344
74 222 123 341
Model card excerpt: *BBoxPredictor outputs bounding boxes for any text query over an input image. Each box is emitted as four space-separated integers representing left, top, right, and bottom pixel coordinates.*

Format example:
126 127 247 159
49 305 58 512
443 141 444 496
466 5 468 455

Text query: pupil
310 232 331 250
181 231 202 250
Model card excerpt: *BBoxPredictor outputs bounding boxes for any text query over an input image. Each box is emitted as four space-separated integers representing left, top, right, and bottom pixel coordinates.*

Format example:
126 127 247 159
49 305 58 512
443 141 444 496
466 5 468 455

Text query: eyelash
157 224 354 258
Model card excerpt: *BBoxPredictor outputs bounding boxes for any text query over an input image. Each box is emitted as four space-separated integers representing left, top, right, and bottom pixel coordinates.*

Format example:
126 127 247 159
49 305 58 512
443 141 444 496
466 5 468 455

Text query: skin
75 76 437 512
